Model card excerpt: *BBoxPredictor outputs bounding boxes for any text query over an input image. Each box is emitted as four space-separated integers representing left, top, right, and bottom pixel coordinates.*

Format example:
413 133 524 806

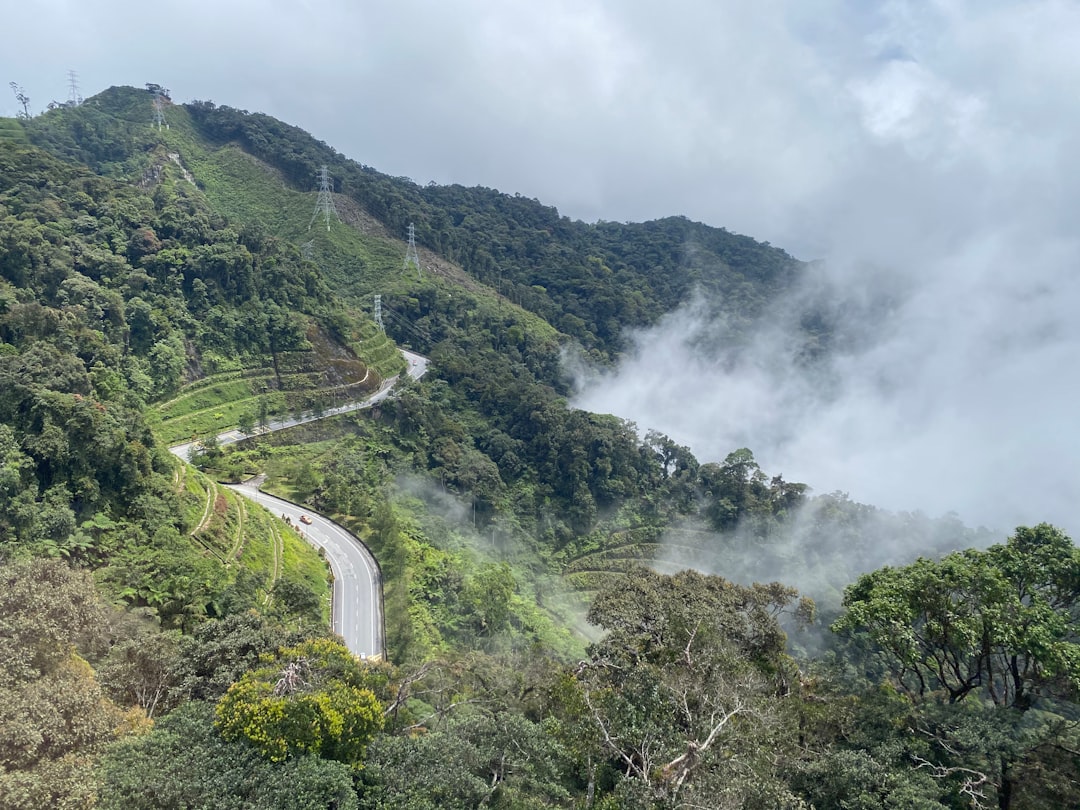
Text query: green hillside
0 133 344 625
182 90 807 359
9 84 979 645
0 118 28 143
4 84 1079 809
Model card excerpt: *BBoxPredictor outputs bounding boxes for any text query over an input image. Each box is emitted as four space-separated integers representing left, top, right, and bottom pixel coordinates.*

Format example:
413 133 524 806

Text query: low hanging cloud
573 223 1080 536
567 3 1080 537
9 2 1080 533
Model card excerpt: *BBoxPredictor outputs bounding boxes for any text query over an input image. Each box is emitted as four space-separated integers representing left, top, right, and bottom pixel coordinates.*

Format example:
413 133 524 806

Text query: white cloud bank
572 2 1080 534
7 1 1080 532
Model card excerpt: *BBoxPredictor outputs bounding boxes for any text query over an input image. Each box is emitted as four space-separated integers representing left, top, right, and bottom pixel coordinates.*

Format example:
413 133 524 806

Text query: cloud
8 2 1080 534
560 1 1080 536
576 182 1080 534
574 228 1080 537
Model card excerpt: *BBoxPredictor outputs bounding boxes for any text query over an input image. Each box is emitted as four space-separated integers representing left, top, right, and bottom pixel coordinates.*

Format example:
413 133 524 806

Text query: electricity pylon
152 95 167 129
67 70 82 106
147 84 170 130
309 166 339 231
403 222 421 279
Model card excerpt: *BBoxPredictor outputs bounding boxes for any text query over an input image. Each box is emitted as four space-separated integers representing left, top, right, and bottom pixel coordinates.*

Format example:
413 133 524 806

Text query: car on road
300 515 313 525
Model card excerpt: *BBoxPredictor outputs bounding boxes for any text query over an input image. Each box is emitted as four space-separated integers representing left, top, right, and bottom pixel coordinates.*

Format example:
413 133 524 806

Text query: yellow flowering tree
215 638 383 766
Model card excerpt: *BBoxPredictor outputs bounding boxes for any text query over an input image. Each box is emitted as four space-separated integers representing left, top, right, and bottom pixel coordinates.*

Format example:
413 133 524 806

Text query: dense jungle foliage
24 85 806 361
2 86 1078 808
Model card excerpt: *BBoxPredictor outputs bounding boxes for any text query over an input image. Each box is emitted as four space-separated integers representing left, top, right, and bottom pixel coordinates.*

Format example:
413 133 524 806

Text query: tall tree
215 637 384 765
834 524 1080 709
574 567 813 808
833 524 1080 808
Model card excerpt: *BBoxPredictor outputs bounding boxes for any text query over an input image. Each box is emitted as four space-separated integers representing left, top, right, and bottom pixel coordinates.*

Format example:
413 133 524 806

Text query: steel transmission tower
309 166 340 231
403 223 421 278
152 95 167 129
373 295 383 331
300 239 315 260
66 70 82 106
147 84 170 130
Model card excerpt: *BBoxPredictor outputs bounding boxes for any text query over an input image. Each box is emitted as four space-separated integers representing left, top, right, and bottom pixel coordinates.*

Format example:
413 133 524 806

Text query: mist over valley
7 3 1080 806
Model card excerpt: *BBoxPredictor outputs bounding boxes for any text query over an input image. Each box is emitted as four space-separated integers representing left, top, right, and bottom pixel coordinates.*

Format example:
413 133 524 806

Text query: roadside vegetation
1 87 1076 807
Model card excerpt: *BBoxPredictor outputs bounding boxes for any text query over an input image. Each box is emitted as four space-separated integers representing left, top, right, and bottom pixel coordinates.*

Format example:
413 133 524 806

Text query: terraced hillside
172 457 330 623
154 324 383 445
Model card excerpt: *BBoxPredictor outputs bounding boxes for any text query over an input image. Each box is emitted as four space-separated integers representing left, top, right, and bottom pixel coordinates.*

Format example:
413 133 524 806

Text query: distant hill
3 82 976 654
23 86 805 360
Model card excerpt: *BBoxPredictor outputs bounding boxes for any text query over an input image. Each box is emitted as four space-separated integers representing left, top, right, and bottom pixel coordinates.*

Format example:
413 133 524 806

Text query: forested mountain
1 85 1077 808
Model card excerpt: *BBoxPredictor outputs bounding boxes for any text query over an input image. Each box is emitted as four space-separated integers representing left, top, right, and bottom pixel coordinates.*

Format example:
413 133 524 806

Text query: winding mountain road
170 350 428 658
227 479 384 657
170 350 428 461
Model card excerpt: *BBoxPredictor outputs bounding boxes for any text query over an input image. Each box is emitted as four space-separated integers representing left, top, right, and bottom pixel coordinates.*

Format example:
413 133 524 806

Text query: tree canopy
835 523 1080 709
215 637 384 765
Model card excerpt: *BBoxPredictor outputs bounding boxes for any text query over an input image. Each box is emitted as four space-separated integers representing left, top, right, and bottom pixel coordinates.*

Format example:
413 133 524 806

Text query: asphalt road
169 350 429 658
170 349 430 462
227 479 384 658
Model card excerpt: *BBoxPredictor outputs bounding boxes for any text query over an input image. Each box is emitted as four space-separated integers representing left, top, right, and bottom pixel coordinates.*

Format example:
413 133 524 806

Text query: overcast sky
6 1 1080 534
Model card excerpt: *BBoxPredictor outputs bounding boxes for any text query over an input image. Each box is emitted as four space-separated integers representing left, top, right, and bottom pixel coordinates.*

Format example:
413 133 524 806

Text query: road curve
169 350 428 658
227 479 384 658
170 349 430 462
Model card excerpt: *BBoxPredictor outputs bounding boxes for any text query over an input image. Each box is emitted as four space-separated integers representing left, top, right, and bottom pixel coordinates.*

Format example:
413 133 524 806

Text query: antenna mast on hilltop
403 223 421 279
309 166 339 231
66 70 82 106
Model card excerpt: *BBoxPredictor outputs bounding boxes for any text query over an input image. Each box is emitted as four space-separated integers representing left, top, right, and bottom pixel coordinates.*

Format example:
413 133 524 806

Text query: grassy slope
173 455 331 624
155 103 557 345
147 102 574 657
139 103 560 448
158 107 400 299
146 111 406 440
136 99 560 449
